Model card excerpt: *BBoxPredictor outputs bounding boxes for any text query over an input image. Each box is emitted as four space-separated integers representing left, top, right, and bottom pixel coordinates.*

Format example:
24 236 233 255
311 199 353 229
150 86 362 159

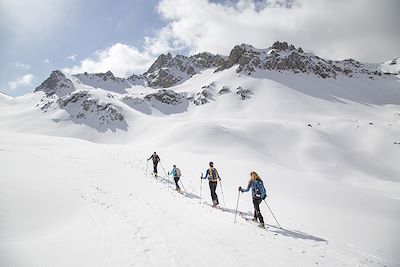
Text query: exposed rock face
216 41 387 79
34 70 75 97
216 44 262 72
189 83 216 105
57 91 127 130
236 86 253 100
218 86 231 95
127 74 146 85
143 52 225 88
144 89 184 105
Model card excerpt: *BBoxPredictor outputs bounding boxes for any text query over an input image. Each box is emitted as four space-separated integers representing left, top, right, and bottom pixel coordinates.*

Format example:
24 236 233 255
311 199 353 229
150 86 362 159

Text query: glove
238 186 243 192
167 172 170 175
218 178 221 181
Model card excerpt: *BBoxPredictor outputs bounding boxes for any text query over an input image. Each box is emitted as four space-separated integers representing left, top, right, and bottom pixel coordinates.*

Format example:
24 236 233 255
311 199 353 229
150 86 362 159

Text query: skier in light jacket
168 165 181 192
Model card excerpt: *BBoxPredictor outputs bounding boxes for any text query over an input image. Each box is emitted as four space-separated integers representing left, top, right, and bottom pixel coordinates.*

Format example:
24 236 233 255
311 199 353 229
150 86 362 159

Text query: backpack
176 168 181 177
254 180 267 200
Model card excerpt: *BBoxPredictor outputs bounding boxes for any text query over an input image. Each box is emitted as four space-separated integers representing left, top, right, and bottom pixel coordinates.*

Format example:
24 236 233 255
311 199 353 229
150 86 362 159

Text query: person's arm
147 155 152 161
215 169 221 180
260 181 267 198
241 181 252 192
202 169 209 179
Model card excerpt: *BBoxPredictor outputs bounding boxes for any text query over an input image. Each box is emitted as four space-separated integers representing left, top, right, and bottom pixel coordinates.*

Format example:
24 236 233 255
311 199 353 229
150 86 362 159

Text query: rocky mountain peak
34 70 75 97
143 51 224 88
148 53 174 73
271 41 303 53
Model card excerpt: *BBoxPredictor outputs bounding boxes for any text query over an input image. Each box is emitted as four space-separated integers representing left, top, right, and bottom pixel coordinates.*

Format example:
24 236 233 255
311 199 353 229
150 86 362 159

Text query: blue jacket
242 179 267 199
202 167 220 182
169 167 177 177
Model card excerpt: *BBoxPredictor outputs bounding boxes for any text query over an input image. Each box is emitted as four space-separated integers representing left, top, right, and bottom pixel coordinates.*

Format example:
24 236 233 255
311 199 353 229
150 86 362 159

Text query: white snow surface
1 68 400 267
379 58 400 75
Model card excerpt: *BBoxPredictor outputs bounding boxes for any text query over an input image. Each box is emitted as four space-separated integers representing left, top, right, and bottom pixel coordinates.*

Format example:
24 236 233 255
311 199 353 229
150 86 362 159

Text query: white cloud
62 0 399 78
62 43 155 77
8 74 35 90
66 54 77 61
147 0 399 62
0 0 75 42
43 59 51 64
13 62 31 69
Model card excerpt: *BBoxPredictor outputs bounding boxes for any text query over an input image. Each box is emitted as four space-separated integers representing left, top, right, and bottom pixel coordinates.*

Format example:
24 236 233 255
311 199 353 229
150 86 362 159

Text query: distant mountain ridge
30 41 400 132
35 41 398 97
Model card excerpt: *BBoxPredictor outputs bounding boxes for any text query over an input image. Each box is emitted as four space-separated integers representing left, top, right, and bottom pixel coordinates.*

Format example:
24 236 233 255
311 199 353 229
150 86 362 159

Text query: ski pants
253 198 264 224
174 176 180 190
153 161 158 174
209 181 219 205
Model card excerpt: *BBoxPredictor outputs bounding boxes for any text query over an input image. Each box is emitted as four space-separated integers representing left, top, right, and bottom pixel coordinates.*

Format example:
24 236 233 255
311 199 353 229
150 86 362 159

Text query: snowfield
1 63 400 266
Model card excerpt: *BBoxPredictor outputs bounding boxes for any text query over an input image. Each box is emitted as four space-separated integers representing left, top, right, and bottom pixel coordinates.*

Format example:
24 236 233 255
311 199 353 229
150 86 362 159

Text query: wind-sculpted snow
73 71 134 93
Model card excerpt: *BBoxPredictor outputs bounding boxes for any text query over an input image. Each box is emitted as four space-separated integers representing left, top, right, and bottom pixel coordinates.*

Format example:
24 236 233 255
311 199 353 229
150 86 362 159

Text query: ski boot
258 223 265 229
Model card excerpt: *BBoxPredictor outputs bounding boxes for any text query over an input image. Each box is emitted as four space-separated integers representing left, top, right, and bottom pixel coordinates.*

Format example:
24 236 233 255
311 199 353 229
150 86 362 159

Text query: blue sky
1 0 399 96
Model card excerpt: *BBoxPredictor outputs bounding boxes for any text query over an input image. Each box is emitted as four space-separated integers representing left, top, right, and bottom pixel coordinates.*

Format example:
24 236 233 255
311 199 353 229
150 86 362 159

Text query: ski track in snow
46 144 390 267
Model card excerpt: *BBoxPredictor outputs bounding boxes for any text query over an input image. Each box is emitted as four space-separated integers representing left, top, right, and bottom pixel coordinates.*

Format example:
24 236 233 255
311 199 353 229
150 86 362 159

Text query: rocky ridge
33 41 398 131
216 41 387 78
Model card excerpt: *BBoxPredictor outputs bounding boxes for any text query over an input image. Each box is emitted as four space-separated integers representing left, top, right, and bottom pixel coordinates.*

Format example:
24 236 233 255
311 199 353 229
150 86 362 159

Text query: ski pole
160 162 170 190
145 160 149 177
199 173 203 204
263 200 282 229
179 178 186 192
219 179 226 206
234 190 241 223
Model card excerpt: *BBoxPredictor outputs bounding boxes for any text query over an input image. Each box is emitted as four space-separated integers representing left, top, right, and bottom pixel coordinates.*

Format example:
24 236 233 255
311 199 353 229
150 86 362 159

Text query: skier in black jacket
147 152 160 176
201 162 221 207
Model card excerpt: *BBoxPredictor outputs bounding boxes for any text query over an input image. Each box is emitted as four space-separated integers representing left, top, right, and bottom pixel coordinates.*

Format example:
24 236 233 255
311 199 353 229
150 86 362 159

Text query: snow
379 58 400 75
1 67 400 266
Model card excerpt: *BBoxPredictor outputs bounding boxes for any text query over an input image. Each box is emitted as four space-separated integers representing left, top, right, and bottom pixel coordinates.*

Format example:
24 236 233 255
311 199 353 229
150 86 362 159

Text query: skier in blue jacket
239 171 267 228
168 165 181 192
201 162 221 207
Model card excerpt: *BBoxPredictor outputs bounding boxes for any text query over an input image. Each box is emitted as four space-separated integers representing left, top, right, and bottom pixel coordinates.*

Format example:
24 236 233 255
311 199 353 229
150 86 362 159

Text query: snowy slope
1 42 400 266
379 57 400 74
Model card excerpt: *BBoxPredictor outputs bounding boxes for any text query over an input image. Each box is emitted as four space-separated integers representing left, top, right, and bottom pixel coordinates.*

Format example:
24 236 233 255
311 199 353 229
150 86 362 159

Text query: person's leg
174 177 180 190
253 198 264 224
209 181 214 202
209 181 219 205
153 162 158 174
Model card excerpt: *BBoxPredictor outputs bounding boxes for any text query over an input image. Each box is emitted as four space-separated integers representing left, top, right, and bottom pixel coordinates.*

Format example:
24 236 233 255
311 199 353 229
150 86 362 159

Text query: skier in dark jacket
239 171 267 228
147 152 160 176
168 165 181 192
201 162 221 207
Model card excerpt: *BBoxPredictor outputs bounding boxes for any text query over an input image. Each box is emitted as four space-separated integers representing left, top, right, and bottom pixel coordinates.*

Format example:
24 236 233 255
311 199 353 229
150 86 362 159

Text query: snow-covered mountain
217 41 387 78
1 41 400 267
379 57 400 74
31 41 399 131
